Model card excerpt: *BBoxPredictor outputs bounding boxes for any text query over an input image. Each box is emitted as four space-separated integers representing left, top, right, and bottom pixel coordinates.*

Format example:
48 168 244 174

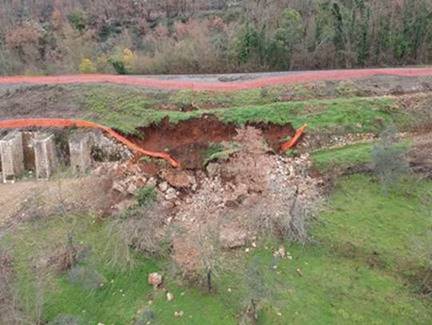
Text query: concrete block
69 132 93 174
22 132 36 171
0 132 25 183
33 133 58 180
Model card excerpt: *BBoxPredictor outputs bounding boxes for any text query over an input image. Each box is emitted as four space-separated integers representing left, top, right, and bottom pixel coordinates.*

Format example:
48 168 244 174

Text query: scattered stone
162 169 195 188
165 188 178 201
126 182 138 195
112 181 126 193
158 181 169 192
174 311 184 318
273 246 286 258
148 272 163 289
162 201 175 210
166 292 174 301
206 163 220 177
147 177 157 187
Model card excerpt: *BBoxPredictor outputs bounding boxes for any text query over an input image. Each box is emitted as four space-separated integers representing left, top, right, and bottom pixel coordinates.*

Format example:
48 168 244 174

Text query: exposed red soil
132 116 294 169
1 68 432 91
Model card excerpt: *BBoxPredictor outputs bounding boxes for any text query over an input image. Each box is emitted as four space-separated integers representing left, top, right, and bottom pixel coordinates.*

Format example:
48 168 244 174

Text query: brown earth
0 175 113 229
132 116 294 169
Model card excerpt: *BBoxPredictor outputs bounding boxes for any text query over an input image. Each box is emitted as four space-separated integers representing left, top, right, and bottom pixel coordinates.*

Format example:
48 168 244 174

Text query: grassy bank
2 174 431 324
84 89 412 136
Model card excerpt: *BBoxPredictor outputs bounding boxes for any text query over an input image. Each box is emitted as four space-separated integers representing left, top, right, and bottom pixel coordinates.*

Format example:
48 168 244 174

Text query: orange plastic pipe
280 124 308 152
0 118 180 168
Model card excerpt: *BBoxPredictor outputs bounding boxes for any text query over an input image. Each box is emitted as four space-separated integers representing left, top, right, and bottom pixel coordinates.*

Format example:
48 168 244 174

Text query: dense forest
0 0 432 75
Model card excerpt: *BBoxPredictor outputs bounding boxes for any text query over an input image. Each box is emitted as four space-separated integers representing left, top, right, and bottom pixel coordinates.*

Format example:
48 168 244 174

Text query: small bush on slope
372 126 410 193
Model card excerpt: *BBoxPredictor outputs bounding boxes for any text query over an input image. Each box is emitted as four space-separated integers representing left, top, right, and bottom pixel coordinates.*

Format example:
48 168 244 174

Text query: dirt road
1 67 432 91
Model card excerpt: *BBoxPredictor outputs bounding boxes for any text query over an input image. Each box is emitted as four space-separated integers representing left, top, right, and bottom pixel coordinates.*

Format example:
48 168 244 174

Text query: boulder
158 181 169 192
148 272 163 289
166 292 174 301
163 170 195 188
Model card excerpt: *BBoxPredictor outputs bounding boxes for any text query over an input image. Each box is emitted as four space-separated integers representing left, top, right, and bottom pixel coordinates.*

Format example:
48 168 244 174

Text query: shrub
109 48 134 74
109 58 127 74
122 48 136 72
135 186 157 207
79 58 96 74
48 314 81 325
134 307 156 325
67 266 106 290
239 256 275 324
372 126 409 193
115 207 169 258
68 11 86 32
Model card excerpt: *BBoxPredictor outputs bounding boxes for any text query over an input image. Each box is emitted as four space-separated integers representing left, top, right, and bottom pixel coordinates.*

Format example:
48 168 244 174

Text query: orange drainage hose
0 118 180 168
280 124 308 152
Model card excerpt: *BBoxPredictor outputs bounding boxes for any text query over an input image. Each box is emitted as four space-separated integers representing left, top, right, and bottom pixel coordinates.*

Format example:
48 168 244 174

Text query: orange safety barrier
0 118 180 168
280 124 308 152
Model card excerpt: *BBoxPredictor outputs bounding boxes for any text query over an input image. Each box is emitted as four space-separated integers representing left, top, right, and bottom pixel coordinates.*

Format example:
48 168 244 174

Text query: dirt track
1 67 432 91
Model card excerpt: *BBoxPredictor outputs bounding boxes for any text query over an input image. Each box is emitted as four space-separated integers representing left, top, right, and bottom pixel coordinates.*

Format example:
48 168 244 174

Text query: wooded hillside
0 0 431 75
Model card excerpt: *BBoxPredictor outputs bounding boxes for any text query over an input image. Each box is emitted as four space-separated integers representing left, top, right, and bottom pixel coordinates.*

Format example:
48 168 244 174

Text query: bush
115 207 169 258
79 58 96 74
109 59 127 74
135 186 157 207
68 11 86 32
239 256 275 324
109 48 135 75
134 307 156 325
67 266 106 290
372 126 409 193
48 314 81 325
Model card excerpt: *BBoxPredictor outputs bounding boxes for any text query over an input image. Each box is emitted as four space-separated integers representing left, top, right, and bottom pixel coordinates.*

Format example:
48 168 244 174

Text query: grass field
3 174 431 324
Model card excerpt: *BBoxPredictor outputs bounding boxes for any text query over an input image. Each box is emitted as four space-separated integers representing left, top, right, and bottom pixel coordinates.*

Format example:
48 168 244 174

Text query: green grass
312 142 374 171
314 175 432 272
311 141 411 172
82 88 414 136
2 216 237 324
3 175 431 324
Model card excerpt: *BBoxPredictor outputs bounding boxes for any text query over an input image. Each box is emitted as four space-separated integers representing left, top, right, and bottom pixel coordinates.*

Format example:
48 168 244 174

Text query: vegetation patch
83 92 414 137
2 175 431 324
312 142 374 171
135 186 157 207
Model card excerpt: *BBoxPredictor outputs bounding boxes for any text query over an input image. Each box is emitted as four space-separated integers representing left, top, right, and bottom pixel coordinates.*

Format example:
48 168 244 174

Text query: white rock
126 183 138 195
112 181 125 193
147 177 157 187
166 292 174 301
158 181 169 192
165 188 177 201
174 311 184 318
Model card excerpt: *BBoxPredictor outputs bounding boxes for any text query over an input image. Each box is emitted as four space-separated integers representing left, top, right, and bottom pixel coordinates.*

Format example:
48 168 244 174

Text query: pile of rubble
102 127 323 274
